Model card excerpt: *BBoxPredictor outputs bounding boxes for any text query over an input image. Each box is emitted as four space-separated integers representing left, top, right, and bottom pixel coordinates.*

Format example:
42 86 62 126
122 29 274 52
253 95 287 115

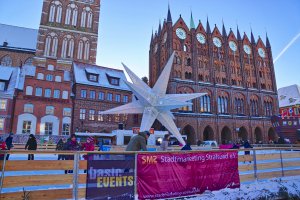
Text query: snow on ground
186 176 300 200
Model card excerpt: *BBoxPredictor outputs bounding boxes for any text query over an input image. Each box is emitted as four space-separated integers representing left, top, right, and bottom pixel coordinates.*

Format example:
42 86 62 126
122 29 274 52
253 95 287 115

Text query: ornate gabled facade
149 8 279 145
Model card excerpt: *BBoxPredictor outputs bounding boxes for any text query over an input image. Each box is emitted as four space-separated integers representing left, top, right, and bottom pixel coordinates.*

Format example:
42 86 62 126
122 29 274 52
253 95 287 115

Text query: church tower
35 0 100 70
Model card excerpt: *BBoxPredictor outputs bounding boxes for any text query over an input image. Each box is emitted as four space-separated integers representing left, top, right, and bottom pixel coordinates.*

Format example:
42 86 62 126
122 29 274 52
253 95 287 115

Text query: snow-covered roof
0 65 21 98
17 65 36 90
0 23 38 51
73 62 130 91
278 84 300 108
0 67 13 81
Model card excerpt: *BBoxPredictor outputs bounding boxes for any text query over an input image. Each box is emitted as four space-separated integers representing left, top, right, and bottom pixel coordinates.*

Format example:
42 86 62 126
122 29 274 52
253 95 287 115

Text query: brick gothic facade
35 0 100 70
149 9 279 144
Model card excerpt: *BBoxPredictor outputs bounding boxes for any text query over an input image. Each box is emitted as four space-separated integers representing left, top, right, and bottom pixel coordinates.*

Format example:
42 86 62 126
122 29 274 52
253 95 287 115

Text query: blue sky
0 0 299 89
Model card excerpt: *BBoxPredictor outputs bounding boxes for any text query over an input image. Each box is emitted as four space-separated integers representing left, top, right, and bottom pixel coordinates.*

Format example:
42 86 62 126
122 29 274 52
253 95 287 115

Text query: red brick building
13 0 101 137
72 62 139 133
12 62 72 136
149 9 279 144
0 66 21 134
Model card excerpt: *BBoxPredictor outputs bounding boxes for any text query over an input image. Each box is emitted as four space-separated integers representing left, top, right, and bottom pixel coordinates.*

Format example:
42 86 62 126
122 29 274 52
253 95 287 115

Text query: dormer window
89 74 97 82
85 68 99 82
106 73 120 86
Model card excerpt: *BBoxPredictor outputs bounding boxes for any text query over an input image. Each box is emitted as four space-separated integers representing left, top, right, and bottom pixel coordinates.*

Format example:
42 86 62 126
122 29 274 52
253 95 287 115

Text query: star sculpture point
101 52 206 145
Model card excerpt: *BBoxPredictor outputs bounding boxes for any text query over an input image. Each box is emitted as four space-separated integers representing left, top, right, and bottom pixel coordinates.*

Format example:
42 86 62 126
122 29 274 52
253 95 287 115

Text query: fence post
134 152 138 200
280 150 284 177
0 153 7 194
253 149 258 180
73 152 80 200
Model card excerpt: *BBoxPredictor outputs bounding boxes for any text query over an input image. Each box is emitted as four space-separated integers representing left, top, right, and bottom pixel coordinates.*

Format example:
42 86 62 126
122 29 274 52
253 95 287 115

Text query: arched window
24 57 33 66
200 95 211 113
44 32 58 57
61 35 74 58
37 73 44 80
264 101 273 116
1 55 12 66
65 4 78 26
48 1 62 23
81 7 93 28
218 96 228 114
77 40 84 59
87 10 93 28
84 40 90 60
26 86 33 95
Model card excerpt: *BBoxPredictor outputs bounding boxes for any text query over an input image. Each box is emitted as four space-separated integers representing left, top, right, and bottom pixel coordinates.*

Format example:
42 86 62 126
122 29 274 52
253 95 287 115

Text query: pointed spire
151 29 153 43
266 33 271 48
190 12 195 30
206 16 211 34
158 20 162 35
167 4 172 22
237 26 241 40
222 20 227 37
251 29 255 44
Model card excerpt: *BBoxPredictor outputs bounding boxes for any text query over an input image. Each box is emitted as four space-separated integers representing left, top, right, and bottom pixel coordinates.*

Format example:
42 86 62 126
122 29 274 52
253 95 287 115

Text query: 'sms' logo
142 156 157 164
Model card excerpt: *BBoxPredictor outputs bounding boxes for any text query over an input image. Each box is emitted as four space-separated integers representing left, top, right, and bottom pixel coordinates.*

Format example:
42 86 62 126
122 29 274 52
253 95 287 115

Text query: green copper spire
190 12 195 30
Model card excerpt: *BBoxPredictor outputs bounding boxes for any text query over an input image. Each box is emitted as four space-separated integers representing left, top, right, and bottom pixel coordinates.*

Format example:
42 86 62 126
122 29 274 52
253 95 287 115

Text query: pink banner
137 151 240 199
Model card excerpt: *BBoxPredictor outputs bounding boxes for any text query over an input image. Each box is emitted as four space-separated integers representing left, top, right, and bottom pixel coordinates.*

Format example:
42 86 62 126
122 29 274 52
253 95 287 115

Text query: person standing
160 134 170 151
25 134 37 160
126 131 150 151
0 137 7 160
64 134 81 174
5 133 13 160
82 136 95 173
243 140 253 155
56 139 65 160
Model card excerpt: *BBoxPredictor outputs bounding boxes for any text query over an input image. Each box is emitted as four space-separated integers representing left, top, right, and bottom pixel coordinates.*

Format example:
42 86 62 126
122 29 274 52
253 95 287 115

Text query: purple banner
86 154 135 200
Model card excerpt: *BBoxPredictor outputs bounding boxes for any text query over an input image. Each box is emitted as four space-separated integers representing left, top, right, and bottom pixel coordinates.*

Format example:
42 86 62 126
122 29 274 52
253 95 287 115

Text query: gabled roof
73 62 130 91
278 84 300 108
0 23 38 51
0 65 21 98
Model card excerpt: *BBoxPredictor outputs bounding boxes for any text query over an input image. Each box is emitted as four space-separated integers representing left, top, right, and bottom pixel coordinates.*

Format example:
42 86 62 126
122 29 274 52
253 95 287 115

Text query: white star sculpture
101 52 206 145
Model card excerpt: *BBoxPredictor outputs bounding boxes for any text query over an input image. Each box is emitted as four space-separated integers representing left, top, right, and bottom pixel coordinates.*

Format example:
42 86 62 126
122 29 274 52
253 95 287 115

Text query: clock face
213 37 222 48
154 44 158 53
243 45 251 55
229 41 237 52
196 33 206 44
258 48 265 58
163 32 167 43
176 28 186 40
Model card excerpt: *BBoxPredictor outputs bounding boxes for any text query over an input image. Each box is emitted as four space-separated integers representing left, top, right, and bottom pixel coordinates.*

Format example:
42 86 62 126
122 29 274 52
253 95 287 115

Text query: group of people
0 133 14 160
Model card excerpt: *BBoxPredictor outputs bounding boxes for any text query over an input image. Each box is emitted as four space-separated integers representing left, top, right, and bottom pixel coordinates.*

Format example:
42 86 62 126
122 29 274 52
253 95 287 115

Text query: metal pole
0 153 7 194
72 152 80 200
134 152 138 200
280 150 284 177
253 149 258 180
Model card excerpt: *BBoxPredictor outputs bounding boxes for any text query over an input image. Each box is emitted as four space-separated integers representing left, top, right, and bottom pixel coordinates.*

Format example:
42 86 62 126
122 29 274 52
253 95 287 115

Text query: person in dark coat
56 139 65 160
126 131 150 151
243 140 252 155
25 134 37 160
64 134 80 174
5 133 13 160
